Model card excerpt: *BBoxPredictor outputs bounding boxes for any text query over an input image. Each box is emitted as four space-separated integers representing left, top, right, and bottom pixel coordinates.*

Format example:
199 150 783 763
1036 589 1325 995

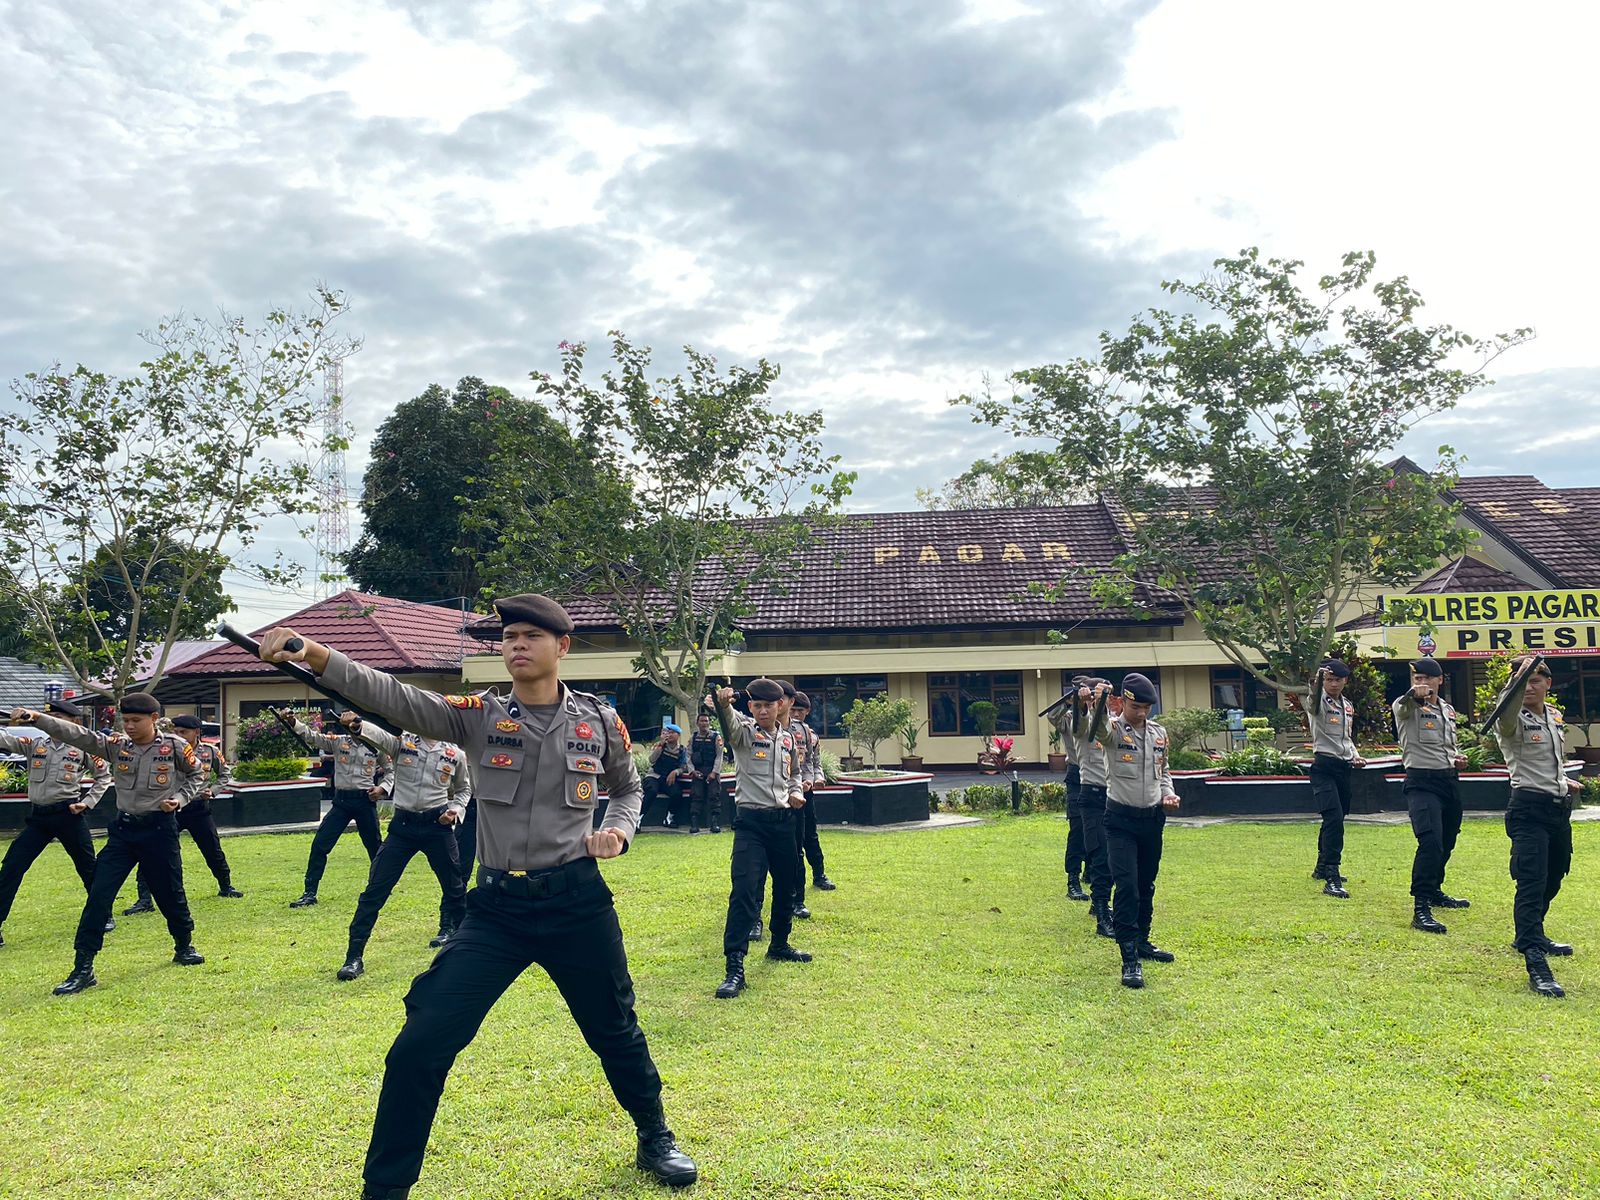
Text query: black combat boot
1066 876 1089 902
1119 943 1144 989
359 1185 409 1199
427 923 455 948
218 880 244 898
103 917 116 933
1323 874 1350 899
53 955 98 995
289 891 318 908
1094 901 1116 939
792 902 812 920
1540 934 1574 957
813 874 836 890
747 918 763 942
1525 949 1565 998
1412 901 1447 934
1137 937 1176 963
714 953 746 999
337 947 366 981
1430 890 1470 909
634 1110 699 1187
766 942 812 963
123 895 154 916
173 944 205 966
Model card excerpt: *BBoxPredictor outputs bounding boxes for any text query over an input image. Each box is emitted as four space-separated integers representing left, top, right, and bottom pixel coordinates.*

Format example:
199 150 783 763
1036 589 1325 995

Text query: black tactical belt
30 800 77 816
734 804 791 818
393 805 449 825
1311 753 1353 769
478 858 598 899
332 787 372 803
1078 783 1109 795
115 810 173 828
1511 786 1568 807
1404 767 1458 779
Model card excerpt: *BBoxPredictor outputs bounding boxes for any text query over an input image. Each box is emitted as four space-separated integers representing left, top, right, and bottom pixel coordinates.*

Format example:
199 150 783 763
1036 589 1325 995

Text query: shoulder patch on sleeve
445 694 484 710
614 714 632 751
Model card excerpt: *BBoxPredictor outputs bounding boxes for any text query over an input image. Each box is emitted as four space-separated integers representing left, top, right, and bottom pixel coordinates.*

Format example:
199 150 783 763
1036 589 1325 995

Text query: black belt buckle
480 866 569 899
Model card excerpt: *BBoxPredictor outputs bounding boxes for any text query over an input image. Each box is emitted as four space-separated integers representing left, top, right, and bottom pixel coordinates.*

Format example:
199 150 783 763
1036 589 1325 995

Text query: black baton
1478 653 1546 736
217 623 403 735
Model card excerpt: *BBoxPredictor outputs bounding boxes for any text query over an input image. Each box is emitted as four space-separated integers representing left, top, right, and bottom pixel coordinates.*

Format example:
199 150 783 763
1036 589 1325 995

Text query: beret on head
1120 673 1158 705
1511 654 1552 678
792 691 812 709
1411 658 1443 678
778 680 796 698
492 593 575 636
747 678 784 702
662 721 682 734
1320 659 1352 679
173 714 204 729
120 692 161 715
45 698 83 719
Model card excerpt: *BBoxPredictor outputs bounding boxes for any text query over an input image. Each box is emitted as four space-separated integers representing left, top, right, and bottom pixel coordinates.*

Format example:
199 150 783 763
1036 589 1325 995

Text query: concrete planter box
807 785 855 825
1189 775 1315 817
2 778 324 834
1171 769 1219 810
836 773 933 825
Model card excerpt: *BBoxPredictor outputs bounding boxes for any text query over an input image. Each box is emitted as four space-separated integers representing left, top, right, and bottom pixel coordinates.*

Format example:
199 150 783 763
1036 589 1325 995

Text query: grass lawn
0 814 1596 1199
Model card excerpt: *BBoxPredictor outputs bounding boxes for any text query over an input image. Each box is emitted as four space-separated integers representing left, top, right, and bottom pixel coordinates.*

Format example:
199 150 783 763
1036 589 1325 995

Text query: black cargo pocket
477 748 523 805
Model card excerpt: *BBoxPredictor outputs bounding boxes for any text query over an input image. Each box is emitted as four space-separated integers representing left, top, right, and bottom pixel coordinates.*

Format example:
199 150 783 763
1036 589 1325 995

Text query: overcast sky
3 0 1595 625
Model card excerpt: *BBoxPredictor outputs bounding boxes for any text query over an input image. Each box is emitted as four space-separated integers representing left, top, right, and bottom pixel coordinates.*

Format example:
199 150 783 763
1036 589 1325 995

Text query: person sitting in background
641 722 690 827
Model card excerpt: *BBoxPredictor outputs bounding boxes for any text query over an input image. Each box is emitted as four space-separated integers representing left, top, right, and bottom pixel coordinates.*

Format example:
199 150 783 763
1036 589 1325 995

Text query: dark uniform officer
0 700 112 947
1393 659 1469 935
641 724 689 827
1092 673 1179 989
336 719 472 980
1306 660 1366 898
782 682 814 921
713 678 810 1000
1058 676 1089 902
257 593 696 1195
1493 656 1579 998
791 691 830 900
1066 679 1115 937
285 711 392 907
19 692 207 995
686 713 724 834
127 715 242 911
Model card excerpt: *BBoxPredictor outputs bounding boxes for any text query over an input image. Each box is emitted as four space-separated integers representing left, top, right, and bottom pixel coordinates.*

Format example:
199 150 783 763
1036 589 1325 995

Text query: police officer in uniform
1093 673 1179 989
712 678 810 999
686 712 723 834
1393 659 1470 935
15 692 207 995
1059 676 1089 902
1492 655 1581 998
791 692 828 897
1306 660 1366 899
334 715 471 980
126 714 243 911
283 709 393 907
781 682 813 921
256 593 696 1194
0 700 113 947
642 723 689 827
1068 679 1116 938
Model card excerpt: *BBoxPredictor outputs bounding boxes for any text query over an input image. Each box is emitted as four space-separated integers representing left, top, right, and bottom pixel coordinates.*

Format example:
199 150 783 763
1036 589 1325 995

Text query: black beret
792 691 812 709
747 678 784 702
492 593 575 636
1320 659 1352 679
119 692 161 715
45 698 83 719
173 714 204 729
778 680 796 698
1120 673 1158 705
1410 658 1443 678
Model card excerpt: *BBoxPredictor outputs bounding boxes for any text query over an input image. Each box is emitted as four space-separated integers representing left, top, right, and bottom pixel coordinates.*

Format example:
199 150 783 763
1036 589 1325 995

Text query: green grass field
0 814 1596 1199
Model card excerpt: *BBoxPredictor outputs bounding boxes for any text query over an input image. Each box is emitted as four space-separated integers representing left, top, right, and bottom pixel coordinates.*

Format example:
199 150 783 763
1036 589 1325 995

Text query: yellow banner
1367 622 1600 658
1376 589 1600 626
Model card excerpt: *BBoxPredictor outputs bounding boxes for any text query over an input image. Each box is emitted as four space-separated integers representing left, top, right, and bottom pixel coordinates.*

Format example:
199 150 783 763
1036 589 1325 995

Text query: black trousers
791 805 808 906
443 799 477 927
1310 755 1353 876
1064 764 1085 880
350 811 466 950
1505 789 1574 951
1078 784 1112 906
1404 771 1462 899
75 813 194 956
0 806 97 926
363 864 662 1192
801 796 825 878
689 776 722 831
135 797 232 899
304 790 383 892
722 807 798 955
1104 801 1165 945
641 776 689 827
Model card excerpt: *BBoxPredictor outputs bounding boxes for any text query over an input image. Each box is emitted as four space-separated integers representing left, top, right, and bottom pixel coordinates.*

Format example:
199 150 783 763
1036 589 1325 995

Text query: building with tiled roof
0 656 79 713
153 591 473 754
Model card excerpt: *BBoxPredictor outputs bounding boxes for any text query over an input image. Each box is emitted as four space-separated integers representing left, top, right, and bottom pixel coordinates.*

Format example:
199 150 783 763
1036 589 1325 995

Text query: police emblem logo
446 694 484 709
117 764 131 773
574 756 600 772
496 719 520 732
574 721 595 739
490 753 514 767
1120 753 1135 763
754 750 768 760
443 746 457 758
575 779 594 802
157 744 173 757
156 774 169 786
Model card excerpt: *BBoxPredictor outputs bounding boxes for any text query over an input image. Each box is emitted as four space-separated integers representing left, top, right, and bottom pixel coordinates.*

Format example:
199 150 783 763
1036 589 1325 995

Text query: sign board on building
1371 589 1600 658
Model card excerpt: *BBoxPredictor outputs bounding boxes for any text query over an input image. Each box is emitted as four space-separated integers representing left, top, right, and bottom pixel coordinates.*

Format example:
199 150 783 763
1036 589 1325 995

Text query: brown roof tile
1453 477 1600 586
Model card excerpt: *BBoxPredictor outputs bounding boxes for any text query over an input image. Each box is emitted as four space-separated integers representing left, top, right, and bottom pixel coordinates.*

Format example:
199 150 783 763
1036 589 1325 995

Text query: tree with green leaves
961 249 1529 700
916 449 1084 510
343 377 579 603
476 333 854 716
0 288 356 702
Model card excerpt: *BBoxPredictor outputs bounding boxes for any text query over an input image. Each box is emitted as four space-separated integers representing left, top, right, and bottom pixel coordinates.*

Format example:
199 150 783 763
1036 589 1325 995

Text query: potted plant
899 713 928 770
1047 724 1067 772
979 735 1016 774
967 700 999 770
840 695 912 771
